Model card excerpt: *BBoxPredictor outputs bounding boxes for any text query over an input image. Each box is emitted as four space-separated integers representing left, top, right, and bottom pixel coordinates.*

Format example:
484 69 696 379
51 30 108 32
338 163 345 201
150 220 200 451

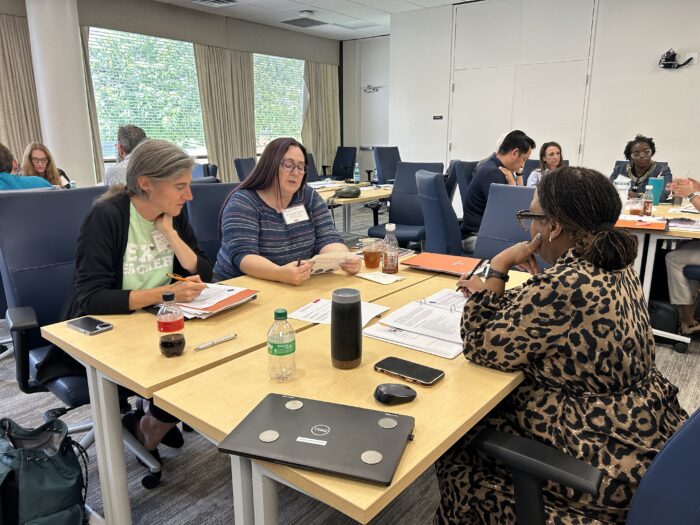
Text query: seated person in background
527 141 563 187
104 124 147 186
665 177 700 335
0 142 52 190
460 130 535 252
215 137 360 285
610 134 672 199
37 139 212 454
21 142 70 188
440 166 688 524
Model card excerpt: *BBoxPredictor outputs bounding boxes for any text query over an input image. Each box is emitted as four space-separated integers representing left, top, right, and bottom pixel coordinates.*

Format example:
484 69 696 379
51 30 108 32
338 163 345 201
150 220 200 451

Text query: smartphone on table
374 356 445 386
67 316 113 336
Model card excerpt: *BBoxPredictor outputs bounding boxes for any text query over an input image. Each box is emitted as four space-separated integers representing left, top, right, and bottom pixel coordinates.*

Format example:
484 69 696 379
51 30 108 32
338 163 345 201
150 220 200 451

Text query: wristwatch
689 192 698 202
482 265 510 282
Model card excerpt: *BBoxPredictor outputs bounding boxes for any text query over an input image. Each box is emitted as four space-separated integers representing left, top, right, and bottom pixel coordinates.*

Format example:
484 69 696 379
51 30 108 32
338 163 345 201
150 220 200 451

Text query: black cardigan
37 192 213 383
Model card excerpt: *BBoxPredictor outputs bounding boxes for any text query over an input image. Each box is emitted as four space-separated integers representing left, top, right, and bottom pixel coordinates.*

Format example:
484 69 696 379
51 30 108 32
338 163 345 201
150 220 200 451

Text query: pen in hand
194 333 237 351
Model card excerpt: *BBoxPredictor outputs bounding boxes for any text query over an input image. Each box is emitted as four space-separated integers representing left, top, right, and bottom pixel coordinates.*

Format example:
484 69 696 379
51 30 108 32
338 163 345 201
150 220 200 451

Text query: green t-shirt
122 203 174 291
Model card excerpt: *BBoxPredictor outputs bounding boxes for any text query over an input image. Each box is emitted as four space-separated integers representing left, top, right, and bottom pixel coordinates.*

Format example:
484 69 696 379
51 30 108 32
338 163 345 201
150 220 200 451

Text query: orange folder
400 252 480 276
615 218 668 231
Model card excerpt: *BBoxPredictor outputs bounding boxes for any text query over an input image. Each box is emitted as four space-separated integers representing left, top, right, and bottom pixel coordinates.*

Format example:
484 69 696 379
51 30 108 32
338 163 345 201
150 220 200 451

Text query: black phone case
374 357 445 386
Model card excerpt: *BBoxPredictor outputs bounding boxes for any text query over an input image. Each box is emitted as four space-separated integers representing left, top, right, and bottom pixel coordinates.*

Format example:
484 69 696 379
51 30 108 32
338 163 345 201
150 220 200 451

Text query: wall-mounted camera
658 49 694 69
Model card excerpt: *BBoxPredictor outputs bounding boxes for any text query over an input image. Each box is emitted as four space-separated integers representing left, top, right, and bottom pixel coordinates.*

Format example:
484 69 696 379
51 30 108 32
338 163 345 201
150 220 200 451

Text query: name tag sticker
151 230 171 253
282 205 310 225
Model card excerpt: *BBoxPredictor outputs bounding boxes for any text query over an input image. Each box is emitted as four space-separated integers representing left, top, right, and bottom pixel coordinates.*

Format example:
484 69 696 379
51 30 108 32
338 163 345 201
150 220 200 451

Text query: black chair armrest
6 306 39 332
473 429 603 495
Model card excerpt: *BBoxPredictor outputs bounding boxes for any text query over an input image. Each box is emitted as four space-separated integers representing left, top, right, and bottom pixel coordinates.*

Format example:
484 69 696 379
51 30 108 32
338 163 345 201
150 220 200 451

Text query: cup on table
648 177 664 205
626 198 644 216
330 288 362 369
361 238 382 269
160 333 185 357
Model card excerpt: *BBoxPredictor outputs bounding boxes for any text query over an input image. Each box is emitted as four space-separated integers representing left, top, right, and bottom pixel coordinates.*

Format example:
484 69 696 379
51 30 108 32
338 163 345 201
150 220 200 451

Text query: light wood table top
154 274 526 523
318 186 393 205
40 264 435 399
621 204 700 238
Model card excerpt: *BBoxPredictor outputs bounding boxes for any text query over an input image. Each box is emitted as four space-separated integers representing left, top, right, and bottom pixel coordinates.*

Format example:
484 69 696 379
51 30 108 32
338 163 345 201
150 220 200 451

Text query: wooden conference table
39 264 435 525
155 273 526 524
315 182 393 233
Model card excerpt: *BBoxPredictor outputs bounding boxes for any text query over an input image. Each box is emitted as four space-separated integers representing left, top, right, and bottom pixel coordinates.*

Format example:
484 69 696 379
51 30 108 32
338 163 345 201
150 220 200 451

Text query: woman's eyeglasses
515 209 547 231
279 160 308 174
30 157 48 164
630 149 652 160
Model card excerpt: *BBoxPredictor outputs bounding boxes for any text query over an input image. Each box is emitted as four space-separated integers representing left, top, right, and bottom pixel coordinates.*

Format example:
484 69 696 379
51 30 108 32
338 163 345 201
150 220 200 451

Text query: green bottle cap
274 308 287 320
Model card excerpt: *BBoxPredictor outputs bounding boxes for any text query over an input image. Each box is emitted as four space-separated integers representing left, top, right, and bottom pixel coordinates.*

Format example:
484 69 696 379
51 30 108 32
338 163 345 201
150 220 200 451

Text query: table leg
86 367 132 525
642 234 658 300
342 204 352 233
633 232 646 276
252 461 278 525
231 455 254 525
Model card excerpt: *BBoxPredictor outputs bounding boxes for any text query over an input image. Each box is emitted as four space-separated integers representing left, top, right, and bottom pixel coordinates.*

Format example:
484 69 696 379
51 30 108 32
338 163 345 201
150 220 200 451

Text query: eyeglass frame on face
279 159 308 174
630 149 652 160
30 156 49 164
515 209 547 231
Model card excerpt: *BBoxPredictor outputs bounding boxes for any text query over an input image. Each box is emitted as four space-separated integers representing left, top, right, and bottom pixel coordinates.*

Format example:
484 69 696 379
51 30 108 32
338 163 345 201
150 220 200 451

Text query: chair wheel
141 471 161 489
673 342 689 354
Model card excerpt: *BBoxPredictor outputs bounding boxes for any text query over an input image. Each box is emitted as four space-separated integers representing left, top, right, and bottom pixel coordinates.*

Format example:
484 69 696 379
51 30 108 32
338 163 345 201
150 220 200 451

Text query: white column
25 0 96 187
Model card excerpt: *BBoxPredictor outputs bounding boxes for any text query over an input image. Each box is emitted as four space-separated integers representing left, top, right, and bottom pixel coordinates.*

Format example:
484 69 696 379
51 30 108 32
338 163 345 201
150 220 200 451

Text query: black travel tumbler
330 288 362 369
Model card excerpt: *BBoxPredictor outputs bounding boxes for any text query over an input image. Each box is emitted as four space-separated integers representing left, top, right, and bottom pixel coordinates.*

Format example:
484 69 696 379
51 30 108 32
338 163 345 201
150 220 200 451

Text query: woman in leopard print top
435 166 687 524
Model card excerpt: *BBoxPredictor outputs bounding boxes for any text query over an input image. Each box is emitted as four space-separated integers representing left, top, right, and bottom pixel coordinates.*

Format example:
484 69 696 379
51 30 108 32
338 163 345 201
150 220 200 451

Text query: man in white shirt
103 125 146 186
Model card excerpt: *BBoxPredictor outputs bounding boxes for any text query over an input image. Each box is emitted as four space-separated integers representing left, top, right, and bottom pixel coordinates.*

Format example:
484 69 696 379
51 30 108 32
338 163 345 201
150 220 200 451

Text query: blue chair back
390 162 444 227
192 163 218 179
450 160 478 205
306 153 321 182
187 183 239 264
0 187 108 334
330 147 356 180
626 408 700 525
473 184 535 259
191 176 219 184
234 157 256 182
373 147 401 184
416 171 464 255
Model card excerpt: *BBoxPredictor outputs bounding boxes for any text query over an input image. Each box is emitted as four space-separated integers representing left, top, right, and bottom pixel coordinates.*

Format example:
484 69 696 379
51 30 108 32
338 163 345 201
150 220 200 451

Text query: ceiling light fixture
298 10 314 17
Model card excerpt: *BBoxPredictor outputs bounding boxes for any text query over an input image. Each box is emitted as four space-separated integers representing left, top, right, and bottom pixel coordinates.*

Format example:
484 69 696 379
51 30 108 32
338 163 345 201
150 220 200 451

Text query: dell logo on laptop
311 424 330 436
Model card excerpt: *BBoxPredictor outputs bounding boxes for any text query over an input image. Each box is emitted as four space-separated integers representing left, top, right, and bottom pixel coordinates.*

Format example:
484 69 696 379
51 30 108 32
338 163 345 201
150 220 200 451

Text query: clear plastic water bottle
267 308 296 382
382 223 399 274
157 291 184 334
643 184 654 216
353 162 361 184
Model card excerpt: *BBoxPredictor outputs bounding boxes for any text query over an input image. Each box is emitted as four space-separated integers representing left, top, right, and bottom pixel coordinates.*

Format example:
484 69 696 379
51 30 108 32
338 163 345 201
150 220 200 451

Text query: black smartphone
374 356 445 386
67 316 113 336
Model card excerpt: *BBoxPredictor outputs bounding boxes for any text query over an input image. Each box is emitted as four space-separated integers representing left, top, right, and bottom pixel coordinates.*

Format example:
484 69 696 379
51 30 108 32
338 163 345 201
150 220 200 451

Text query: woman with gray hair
37 139 212 456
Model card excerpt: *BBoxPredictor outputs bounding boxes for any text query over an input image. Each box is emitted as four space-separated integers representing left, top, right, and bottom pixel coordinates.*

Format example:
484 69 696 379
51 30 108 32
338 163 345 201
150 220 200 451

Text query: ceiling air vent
281 17 327 28
187 0 238 7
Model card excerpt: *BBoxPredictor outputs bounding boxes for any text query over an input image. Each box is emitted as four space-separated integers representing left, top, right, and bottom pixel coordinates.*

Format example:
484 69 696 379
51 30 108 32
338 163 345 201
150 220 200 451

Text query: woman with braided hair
436 166 687 524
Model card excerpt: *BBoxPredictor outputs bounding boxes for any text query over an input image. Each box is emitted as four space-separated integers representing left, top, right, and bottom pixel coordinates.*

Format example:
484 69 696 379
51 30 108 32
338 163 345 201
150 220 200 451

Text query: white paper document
177 284 245 310
309 252 357 274
363 323 462 359
308 181 341 189
355 272 405 285
422 288 467 310
288 299 389 327
669 205 700 214
380 297 463 344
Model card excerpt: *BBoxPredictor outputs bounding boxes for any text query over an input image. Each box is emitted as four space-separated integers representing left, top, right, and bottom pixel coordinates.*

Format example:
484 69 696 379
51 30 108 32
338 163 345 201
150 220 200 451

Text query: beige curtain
0 14 42 161
194 44 255 183
80 26 105 182
301 61 340 171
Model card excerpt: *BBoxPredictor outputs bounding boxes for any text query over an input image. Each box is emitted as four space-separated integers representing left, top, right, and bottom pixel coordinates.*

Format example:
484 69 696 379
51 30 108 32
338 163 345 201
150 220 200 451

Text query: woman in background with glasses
214 137 360 285
442 166 686 524
20 142 70 188
610 134 672 199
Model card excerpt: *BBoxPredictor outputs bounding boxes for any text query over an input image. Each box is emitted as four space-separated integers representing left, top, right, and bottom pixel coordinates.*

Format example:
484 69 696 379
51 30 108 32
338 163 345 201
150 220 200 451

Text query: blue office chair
450 160 479 205
192 163 219 179
373 147 401 185
416 171 465 255
234 157 256 182
187 183 239 264
367 161 444 246
323 147 356 181
0 187 163 488
474 407 700 525
306 153 322 182
683 265 700 282
473 184 536 259
191 176 219 184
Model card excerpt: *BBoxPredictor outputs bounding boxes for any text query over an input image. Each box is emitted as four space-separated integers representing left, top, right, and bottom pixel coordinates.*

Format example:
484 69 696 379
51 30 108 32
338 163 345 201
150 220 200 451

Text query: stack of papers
177 284 258 319
363 289 466 359
668 218 700 232
309 252 357 274
615 215 668 231
669 205 700 214
288 299 389 327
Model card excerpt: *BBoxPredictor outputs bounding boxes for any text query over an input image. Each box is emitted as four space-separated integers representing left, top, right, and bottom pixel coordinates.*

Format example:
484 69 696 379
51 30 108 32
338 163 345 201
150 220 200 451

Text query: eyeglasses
515 209 547 230
630 149 652 160
279 159 308 174
30 157 48 164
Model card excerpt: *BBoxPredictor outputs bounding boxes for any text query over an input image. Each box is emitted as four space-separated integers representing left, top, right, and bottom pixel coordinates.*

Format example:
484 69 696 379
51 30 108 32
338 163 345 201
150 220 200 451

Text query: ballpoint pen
194 333 237 351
